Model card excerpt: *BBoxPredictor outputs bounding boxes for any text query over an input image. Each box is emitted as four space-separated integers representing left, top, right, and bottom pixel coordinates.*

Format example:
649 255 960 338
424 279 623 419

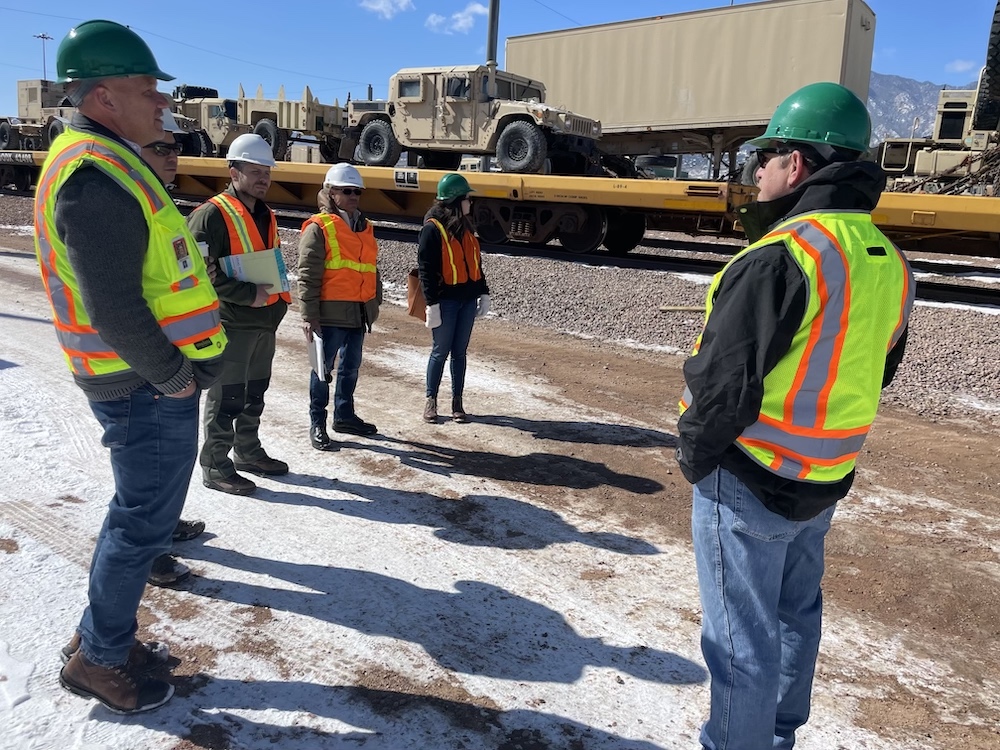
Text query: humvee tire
358 119 403 167
0 122 13 150
253 118 289 161
495 120 547 173
45 119 66 149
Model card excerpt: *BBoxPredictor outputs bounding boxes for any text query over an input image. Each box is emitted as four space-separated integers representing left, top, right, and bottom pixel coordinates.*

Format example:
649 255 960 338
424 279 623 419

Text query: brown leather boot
61 633 170 673
452 396 468 423
60 650 174 714
423 397 438 423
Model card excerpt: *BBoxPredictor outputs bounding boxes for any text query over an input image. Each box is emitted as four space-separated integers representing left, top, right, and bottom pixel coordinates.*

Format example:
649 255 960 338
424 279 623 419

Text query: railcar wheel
557 206 607 254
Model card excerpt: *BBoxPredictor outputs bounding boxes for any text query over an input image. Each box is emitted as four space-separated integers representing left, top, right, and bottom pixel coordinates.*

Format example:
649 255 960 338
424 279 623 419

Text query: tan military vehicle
172 84 347 162
343 65 602 174
0 79 75 152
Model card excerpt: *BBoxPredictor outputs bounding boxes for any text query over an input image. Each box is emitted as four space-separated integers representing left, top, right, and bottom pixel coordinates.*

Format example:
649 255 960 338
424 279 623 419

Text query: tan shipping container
505 0 875 135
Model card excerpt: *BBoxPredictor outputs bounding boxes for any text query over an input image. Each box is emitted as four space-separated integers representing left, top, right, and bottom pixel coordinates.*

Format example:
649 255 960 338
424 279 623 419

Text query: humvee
172 84 347 162
342 65 602 174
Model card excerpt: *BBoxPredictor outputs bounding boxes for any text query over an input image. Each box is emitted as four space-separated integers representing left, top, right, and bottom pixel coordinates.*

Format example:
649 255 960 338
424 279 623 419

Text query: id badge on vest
172 236 193 274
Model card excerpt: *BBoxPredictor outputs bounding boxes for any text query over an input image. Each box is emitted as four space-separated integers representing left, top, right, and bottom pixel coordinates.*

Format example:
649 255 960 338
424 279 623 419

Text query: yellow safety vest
301 213 378 302
680 211 914 483
34 127 226 378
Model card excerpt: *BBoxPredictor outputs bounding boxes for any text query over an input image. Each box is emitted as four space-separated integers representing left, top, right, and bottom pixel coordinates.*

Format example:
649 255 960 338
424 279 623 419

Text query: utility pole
33 33 53 81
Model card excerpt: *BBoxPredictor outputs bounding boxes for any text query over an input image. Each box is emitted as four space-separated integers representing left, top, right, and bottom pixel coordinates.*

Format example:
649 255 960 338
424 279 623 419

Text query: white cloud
425 13 448 32
360 0 415 20
425 2 488 34
944 59 977 74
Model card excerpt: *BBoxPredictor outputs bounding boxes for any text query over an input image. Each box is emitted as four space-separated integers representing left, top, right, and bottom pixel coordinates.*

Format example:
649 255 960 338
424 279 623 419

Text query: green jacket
297 212 382 331
186 183 287 332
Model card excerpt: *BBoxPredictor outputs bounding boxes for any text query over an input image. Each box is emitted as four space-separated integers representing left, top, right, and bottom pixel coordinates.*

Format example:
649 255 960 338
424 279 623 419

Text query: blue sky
0 0 995 115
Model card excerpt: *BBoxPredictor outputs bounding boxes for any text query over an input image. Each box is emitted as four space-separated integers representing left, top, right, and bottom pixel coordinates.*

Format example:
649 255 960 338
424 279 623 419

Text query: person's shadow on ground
329 435 664 495
284 479 659 553
182 545 705 686
472 414 677 448
131 677 676 749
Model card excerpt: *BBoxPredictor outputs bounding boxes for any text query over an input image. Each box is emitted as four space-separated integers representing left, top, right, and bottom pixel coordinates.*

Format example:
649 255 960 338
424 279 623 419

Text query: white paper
308 333 327 380
218 248 290 293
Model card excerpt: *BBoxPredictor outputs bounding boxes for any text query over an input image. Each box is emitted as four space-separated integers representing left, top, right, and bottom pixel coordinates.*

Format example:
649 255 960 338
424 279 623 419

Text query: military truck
0 79 74 152
172 84 347 162
343 65 602 174
877 0 1000 194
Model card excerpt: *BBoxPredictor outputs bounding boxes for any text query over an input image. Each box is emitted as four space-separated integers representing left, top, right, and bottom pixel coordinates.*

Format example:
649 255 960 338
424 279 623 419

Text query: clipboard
218 248 290 293
308 333 329 381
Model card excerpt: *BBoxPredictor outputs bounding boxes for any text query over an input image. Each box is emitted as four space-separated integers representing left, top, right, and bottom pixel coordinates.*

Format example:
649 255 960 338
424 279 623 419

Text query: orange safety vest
205 192 290 305
301 212 378 302
427 218 482 286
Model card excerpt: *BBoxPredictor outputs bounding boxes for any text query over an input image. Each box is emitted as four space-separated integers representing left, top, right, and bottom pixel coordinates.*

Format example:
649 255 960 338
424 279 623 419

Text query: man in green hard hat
34 20 226 714
676 82 915 749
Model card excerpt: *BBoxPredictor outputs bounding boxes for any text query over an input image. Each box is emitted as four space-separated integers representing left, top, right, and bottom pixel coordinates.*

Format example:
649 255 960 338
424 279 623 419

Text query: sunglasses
756 147 791 169
147 141 183 157
337 187 363 196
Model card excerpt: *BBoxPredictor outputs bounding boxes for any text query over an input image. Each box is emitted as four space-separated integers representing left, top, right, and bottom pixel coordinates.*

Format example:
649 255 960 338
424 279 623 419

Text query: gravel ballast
4 194 998 428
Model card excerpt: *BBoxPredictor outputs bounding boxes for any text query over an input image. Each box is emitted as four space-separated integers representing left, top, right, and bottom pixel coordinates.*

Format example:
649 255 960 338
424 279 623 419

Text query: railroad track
349 218 1000 309
7 190 1000 308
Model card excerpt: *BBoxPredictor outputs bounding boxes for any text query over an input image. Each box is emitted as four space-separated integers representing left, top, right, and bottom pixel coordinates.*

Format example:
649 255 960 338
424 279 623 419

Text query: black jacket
676 161 909 520
417 204 489 305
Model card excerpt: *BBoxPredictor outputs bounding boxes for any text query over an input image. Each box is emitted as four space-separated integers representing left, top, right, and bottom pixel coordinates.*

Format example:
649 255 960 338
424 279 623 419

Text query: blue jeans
426 298 477 399
309 326 365 427
80 384 199 666
692 466 836 750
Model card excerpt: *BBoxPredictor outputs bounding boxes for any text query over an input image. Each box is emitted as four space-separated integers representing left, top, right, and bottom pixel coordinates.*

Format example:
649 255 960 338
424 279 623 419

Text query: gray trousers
200 328 277 479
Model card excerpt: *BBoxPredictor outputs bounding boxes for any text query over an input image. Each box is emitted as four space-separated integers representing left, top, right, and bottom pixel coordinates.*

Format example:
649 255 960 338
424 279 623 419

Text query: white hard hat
161 109 184 134
323 163 364 189
227 133 276 167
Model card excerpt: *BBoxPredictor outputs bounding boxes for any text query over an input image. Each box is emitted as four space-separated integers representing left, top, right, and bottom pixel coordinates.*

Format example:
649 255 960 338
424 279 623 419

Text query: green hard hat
56 20 174 83
748 82 870 154
436 173 475 202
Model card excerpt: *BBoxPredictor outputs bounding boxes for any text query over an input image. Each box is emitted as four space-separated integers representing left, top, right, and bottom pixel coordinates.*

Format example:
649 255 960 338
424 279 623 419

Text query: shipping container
505 0 875 169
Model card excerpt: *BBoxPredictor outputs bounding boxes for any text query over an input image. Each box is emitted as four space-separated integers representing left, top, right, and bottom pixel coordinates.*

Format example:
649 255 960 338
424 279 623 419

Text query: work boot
147 554 190 587
202 473 257 496
172 518 205 542
60 650 174 714
452 396 468 423
333 416 378 436
233 453 289 476
423 397 438 423
61 633 170 673
310 424 336 451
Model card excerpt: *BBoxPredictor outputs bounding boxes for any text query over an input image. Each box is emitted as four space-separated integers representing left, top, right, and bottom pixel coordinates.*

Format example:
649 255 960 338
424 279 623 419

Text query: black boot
310 424 335 451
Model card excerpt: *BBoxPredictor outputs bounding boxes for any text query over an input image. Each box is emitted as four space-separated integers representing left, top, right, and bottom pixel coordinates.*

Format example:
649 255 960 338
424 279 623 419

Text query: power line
528 0 580 26
0 7 369 87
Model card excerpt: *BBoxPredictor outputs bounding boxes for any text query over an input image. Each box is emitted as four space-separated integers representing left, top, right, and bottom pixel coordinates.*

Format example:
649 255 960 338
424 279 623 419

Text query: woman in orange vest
417 173 490 423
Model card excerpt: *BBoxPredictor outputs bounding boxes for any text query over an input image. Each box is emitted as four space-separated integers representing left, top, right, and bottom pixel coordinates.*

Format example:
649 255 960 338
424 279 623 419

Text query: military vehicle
0 79 74 152
506 0 876 178
172 84 347 162
343 64 602 174
877 0 1000 194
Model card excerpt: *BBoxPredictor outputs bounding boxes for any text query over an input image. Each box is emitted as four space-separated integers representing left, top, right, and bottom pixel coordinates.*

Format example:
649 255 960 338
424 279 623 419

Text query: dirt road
0 233 997 749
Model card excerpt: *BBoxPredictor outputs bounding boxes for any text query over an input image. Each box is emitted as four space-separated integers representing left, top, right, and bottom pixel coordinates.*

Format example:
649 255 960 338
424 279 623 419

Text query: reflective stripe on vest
34 127 226 378
205 192 290 305
427 218 482 286
302 213 378 302
680 211 914 483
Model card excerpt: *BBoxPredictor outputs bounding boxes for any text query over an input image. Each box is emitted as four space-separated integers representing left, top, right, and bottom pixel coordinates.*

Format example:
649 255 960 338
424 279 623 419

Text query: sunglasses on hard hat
337 187 363 196
146 141 183 157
